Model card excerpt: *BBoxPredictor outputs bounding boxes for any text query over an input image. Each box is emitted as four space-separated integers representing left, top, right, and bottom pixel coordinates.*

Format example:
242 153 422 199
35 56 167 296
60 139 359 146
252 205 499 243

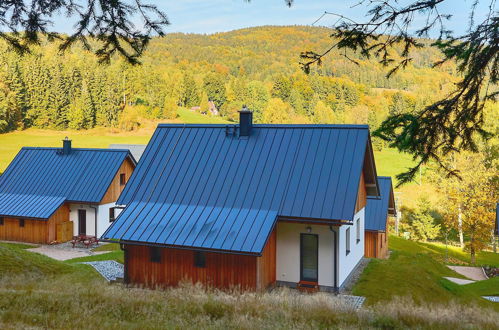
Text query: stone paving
337 294 366 309
26 242 110 261
447 266 488 281
483 296 499 303
81 260 124 282
443 277 476 285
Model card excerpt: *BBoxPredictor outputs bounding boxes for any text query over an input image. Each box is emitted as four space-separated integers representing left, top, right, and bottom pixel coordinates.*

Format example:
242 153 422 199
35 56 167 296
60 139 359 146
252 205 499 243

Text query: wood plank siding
0 203 70 244
100 158 135 205
364 229 389 258
355 172 367 213
125 229 277 290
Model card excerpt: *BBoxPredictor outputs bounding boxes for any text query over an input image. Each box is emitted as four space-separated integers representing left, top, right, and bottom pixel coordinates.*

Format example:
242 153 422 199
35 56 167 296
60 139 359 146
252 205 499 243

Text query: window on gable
120 173 126 186
150 247 161 263
346 227 351 255
194 251 206 268
0 217 3 226
19 219 25 228
109 208 115 222
356 219 360 243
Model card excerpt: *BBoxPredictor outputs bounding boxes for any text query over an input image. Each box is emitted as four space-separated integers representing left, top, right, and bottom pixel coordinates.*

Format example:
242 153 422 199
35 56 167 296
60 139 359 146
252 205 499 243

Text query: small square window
0 217 3 225
356 218 360 244
150 247 161 263
120 173 126 185
109 208 115 223
19 219 25 228
194 251 206 268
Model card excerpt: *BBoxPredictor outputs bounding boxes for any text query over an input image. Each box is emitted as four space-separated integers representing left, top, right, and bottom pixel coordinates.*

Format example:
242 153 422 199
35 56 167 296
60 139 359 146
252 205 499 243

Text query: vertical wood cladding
0 203 70 244
125 230 277 290
100 158 135 205
364 228 389 259
355 172 367 213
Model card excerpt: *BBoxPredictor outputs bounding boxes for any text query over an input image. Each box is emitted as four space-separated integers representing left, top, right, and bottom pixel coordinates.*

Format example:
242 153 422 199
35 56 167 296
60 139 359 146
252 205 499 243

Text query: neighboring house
109 144 147 161
495 203 498 236
364 176 396 259
0 139 136 244
103 110 381 292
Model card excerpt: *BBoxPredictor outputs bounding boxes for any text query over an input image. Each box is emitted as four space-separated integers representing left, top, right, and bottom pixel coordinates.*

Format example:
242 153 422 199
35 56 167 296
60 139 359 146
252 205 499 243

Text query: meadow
0 241 498 329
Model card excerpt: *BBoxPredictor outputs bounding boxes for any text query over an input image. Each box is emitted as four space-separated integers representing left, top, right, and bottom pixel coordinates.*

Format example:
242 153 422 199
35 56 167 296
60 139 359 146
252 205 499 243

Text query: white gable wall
69 203 121 237
337 207 365 287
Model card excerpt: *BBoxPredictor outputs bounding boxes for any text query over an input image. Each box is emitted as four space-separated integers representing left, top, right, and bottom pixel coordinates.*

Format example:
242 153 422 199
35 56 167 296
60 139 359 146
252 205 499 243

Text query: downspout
89 205 98 237
330 226 338 293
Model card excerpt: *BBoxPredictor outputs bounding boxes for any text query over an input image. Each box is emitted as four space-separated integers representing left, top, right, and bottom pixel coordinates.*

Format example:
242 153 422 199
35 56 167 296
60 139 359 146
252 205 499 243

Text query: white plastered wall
275 207 365 289
69 203 121 237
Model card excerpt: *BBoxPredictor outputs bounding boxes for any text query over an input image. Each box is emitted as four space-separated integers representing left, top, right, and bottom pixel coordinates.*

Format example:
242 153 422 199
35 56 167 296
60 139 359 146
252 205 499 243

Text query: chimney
239 106 253 137
62 137 72 155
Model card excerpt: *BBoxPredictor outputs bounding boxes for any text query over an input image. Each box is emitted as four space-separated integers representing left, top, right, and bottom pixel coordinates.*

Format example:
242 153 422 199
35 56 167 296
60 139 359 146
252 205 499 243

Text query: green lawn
372 148 417 185
177 108 230 124
353 236 499 310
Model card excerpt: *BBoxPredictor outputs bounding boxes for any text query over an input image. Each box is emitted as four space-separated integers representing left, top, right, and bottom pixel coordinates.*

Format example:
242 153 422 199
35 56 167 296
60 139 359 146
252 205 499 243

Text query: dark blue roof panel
365 177 395 232
0 193 65 219
105 125 377 254
0 147 135 219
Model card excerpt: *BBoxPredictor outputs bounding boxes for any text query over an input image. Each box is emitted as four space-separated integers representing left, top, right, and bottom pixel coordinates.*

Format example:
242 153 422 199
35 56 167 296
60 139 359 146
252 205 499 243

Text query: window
150 247 161 263
356 219 360 243
109 208 115 222
194 251 206 268
0 217 3 226
346 228 350 255
120 173 126 185
19 219 25 228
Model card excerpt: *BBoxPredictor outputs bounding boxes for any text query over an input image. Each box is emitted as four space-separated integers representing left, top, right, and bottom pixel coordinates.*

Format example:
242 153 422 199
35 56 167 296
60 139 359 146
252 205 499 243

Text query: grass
92 242 121 252
372 147 417 184
177 108 230 124
352 236 499 311
0 240 498 328
64 250 124 264
420 241 499 267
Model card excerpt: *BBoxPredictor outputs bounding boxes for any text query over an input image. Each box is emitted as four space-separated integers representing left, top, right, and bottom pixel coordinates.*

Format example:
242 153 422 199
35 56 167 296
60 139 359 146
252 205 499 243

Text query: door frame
300 233 319 282
78 209 87 235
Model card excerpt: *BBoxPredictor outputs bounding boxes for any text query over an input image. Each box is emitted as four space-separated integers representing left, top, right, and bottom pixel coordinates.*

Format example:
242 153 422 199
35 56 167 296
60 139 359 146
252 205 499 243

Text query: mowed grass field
0 109 416 181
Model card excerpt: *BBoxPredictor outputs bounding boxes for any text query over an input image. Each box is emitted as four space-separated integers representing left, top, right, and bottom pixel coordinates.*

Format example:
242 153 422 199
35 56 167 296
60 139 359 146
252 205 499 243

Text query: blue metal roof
365 177 396 232
104 124 379 254
0 193 65 219
0 147 135 219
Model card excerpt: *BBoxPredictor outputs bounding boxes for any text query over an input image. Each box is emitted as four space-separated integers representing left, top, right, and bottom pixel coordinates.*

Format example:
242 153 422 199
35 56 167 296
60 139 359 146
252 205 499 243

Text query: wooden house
103 110 381 292
364 176 396 258
0 139 136 244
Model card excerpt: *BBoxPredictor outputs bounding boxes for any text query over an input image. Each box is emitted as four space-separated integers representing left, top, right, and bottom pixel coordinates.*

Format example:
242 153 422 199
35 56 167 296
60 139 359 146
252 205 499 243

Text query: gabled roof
0 147 136 219
365 176 396 232
103 124 379 255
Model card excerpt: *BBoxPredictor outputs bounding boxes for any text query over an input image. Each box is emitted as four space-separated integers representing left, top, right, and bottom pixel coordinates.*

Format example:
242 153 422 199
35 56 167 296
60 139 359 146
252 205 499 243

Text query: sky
52 0 494 36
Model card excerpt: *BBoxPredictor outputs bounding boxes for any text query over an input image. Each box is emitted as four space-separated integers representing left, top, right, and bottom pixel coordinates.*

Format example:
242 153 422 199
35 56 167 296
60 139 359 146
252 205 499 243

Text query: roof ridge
21 147 132 152
157 123 370 129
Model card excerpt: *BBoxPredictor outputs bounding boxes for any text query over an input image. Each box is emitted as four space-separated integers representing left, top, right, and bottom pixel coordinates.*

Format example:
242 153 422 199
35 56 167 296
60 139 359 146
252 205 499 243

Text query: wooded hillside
0 25 465 139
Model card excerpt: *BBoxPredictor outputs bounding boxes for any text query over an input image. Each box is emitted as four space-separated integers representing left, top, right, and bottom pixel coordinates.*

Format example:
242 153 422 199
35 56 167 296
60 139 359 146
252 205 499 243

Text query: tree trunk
458 206 464 249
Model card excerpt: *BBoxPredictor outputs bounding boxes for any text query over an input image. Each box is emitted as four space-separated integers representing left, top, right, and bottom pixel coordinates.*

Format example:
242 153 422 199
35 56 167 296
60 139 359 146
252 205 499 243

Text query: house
102 110 380 292
364 176 396 258
108 144 147 161
0 139 136 244
495 203 498 236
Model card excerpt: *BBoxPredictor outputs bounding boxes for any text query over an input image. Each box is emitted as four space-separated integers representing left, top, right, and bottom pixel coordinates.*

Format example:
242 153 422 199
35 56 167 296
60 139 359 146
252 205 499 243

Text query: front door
300 233 318 282
78 209 86 235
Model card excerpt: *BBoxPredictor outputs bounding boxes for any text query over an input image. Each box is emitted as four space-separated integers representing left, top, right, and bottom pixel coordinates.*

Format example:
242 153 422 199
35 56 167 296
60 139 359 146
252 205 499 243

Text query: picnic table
71 235 99 248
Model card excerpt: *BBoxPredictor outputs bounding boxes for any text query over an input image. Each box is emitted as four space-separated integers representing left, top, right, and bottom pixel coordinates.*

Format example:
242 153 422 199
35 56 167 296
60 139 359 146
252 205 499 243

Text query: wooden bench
71 235 99 248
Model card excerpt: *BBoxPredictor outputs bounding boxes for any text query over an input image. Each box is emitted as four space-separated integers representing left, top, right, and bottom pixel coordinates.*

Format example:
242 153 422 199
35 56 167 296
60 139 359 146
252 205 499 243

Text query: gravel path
81 260 124 282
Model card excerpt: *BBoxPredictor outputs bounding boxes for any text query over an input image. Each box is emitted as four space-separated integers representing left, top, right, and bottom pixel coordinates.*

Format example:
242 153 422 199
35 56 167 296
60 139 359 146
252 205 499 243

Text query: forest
0 26 468 136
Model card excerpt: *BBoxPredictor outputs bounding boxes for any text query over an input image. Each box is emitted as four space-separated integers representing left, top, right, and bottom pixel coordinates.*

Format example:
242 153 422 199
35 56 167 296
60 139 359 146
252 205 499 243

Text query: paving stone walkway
483 296 499 303
81 260 124 282
26 242 109 261
443 277 476 285
337 295 366 309
447 266 487 281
